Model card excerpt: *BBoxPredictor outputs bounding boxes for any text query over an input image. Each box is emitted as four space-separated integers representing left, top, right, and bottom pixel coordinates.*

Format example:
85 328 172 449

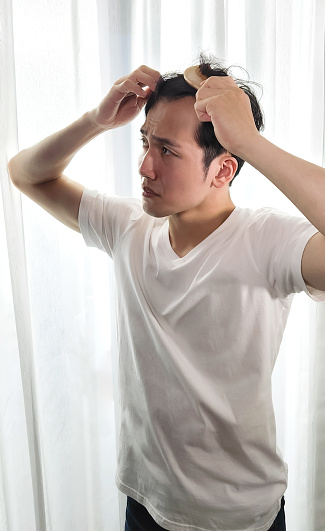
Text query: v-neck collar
161 207 242 261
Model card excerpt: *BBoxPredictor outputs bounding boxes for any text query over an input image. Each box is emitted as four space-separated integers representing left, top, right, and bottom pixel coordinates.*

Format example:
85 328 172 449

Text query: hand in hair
194 76 260 157
90 65 161 131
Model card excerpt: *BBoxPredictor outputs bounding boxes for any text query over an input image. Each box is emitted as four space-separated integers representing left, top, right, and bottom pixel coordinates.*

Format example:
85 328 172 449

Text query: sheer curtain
1 1 324 530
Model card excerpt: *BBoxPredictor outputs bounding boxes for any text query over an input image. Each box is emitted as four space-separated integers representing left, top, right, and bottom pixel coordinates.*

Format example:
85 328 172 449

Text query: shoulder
81 188 143 217
79 188 147 233
237 205 318 268
240 206 314 236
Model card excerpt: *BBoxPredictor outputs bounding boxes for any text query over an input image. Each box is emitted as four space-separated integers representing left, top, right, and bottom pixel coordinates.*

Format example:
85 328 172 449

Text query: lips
142 185 159 196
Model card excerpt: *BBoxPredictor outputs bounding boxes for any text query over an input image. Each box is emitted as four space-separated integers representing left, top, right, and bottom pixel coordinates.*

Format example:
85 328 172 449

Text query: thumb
197 112 212 122
194 99 212 122
136 86 152 111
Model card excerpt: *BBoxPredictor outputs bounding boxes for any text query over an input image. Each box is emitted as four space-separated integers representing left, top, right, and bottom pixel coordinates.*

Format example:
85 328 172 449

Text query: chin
142 200 169 218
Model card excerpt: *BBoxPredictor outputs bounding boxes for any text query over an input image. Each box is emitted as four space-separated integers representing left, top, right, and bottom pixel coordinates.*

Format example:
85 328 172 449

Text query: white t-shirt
79 188 323 531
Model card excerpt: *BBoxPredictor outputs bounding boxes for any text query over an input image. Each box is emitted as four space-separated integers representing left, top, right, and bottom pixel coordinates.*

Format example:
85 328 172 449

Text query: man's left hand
194 76 259 157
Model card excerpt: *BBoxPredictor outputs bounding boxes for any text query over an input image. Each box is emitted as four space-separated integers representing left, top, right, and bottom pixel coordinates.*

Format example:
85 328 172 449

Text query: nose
138 149 157 180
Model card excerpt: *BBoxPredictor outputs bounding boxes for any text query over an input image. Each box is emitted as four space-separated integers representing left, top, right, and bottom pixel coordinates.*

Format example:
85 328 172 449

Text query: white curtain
1 1 324 530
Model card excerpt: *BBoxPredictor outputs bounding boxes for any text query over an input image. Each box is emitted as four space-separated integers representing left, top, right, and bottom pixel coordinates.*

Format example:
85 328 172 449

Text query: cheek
167 176 199 200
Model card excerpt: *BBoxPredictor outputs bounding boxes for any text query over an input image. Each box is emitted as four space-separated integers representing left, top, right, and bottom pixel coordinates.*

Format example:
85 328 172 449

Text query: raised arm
195 76 325 292
8 65 160 232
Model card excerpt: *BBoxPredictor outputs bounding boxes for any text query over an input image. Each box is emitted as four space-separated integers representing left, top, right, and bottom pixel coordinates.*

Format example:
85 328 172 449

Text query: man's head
139 94 238 219
144 54 264 185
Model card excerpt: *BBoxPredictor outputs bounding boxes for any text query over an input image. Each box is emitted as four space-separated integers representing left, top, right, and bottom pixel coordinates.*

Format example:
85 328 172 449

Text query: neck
168 197 236 258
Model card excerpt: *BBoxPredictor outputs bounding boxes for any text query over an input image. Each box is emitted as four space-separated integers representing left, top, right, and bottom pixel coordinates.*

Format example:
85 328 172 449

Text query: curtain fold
1 0 119 529
1 1 325 530
1 1 45 530
314 303 325 527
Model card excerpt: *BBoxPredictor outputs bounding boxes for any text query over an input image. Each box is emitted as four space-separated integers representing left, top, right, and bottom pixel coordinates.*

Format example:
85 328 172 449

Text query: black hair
145 53 264 185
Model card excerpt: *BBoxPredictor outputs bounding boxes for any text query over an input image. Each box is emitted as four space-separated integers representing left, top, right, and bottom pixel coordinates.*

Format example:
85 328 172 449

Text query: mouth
142 186 159 197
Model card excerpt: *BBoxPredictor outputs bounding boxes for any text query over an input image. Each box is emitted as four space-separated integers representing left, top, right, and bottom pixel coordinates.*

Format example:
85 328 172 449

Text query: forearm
8 66 160 189
240 134 325 235
8 110 105 187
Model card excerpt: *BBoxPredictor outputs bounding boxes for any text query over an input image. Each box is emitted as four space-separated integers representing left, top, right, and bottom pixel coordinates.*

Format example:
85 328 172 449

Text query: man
8 57 325 531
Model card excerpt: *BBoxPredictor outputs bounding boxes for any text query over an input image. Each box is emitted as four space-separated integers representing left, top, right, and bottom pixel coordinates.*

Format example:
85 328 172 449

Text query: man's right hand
90 65 161 131
8 65 160 233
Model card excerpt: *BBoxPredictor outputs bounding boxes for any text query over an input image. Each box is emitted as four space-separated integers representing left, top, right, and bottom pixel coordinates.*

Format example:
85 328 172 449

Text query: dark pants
125 496 286 531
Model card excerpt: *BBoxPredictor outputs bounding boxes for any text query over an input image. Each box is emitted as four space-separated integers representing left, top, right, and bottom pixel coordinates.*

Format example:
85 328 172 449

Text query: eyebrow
140 127 182 149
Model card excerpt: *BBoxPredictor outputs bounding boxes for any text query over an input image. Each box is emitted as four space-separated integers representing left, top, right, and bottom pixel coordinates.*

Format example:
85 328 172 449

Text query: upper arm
301 232 325 292
11 173 85 233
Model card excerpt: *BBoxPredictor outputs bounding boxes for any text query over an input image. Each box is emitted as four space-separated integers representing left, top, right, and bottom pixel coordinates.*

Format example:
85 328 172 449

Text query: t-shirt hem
116 475 283 531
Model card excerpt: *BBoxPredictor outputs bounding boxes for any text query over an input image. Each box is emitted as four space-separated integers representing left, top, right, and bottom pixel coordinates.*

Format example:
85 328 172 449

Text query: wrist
87 109 110 133
233 131 263 162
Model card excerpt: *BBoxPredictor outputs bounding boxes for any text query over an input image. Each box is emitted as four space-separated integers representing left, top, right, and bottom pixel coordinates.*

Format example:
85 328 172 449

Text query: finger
196 112 212 122
194 97 215 122
198 75 238 93
138 86 153 100
133 70 158 92
114 78 149 102
135 65 161 84
113 70 159 105
136 91 151 112
208 75 238 87
113 67 160 95
196 85 238 103
128 65 160 92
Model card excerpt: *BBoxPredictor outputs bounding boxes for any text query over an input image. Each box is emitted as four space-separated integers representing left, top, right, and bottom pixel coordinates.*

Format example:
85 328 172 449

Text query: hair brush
183 66 207 89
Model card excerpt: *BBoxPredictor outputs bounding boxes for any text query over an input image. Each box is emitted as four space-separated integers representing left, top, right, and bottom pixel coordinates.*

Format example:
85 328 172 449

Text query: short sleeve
248 208 325 301
78 188 143 257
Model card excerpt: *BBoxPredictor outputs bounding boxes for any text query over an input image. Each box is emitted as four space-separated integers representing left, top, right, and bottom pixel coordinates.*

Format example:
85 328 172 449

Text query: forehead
143 96 199 141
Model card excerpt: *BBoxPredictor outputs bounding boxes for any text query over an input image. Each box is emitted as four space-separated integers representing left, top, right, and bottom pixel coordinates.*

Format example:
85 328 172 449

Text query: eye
140 136 148 148
162 146 173 155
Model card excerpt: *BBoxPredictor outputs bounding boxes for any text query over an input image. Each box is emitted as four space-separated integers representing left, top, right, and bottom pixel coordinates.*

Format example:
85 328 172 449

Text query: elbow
8 152 26 189
8 156 18 186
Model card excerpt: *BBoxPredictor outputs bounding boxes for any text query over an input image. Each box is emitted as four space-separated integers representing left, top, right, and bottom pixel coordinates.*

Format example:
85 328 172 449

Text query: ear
210 154 238 188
